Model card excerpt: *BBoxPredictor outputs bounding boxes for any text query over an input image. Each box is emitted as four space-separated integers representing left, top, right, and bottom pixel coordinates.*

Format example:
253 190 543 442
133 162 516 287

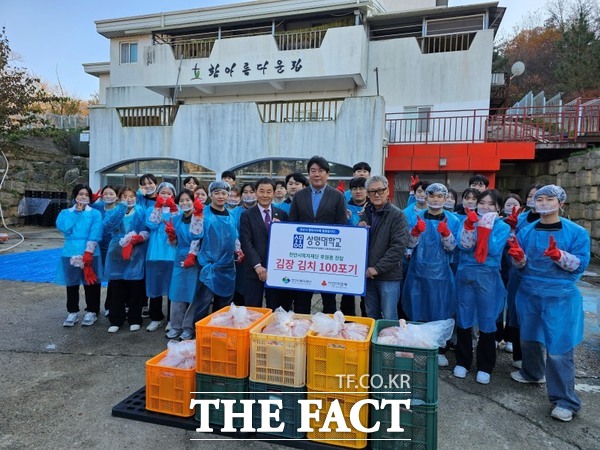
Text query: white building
84 0 505 195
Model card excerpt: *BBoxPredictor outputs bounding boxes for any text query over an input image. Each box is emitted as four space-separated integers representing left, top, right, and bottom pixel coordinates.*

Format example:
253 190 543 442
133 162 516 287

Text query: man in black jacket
289 156 348 313
359 175 408 319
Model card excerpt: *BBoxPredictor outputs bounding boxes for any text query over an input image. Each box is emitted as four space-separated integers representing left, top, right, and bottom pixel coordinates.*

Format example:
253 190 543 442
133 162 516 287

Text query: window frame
120 42 138 64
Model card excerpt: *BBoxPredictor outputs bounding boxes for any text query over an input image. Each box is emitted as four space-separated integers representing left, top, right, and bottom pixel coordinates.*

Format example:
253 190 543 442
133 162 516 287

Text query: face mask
463 201 477 210
477 207 497 215
126 199 136 207
76 199 90 205
180 204 193 212
536 206 559 216
443 201 455 210
526 200 535 208
415 195 426 204
145 188 156 196
504 208 514 215
226 199 239 207
103 197 116 205
427 201 444 210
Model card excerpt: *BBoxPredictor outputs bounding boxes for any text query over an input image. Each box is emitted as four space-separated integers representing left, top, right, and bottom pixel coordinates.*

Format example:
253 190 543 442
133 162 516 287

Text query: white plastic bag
208 302 264 328
262 307 311 337
377 319 455 348
158 339 196 369
310 311 369 341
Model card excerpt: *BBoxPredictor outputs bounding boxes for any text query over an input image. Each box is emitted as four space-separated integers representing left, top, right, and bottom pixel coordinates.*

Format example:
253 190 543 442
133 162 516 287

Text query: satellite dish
511 61 525 78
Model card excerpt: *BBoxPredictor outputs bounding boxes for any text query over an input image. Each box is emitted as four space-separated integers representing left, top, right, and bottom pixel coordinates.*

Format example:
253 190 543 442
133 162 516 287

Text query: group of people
55 156 589 423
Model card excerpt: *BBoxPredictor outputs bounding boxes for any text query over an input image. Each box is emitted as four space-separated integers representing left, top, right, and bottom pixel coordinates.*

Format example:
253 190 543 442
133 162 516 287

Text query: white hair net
425 183 448 196
156 182 176 196
533 185 566 203
209 180 232 195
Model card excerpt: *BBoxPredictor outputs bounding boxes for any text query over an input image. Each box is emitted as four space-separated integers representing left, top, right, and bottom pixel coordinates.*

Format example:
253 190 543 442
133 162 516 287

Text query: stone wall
550 149 600 257
0 137 89 226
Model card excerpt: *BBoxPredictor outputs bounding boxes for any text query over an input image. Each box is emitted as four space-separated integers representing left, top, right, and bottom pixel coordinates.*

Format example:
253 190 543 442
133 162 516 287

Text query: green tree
0 27 43 134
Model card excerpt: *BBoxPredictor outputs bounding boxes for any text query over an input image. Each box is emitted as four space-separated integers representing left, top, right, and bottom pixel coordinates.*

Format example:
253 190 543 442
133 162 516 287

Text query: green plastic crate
370 402 437 450
249 381 305 439
371 320 438 403
194 374 248 429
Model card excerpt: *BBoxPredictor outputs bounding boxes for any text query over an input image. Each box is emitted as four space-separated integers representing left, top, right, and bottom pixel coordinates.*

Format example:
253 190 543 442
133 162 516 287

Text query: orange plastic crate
307 315 375 393
195 306 272 378
306 389 369 449
145 349 196 418
249 313 311 387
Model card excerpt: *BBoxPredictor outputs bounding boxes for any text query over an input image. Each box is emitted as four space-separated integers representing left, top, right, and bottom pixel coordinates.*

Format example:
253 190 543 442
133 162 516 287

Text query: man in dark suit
289 156 348 313
240 177 289 309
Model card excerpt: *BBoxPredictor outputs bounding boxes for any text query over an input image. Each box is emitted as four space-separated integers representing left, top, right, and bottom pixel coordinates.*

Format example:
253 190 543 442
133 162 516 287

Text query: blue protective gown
136 189 156 211
168 214 199 303
402 209 460 321
103 203 148 281
192 207 238 297
55 206 103 286
144 205 178 297
346 202 366 226
515 218 590 354
230 205 250 295
90 200 113 263
455 217 510 332
277 200 291 215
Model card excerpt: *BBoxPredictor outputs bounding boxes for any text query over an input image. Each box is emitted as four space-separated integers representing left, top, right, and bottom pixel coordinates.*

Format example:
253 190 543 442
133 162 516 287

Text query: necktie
312 190 322 216
264 209 271 232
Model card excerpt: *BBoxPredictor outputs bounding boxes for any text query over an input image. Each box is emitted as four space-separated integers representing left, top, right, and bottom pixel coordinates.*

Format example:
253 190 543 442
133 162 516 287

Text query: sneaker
130 324 141 332
512 360 523 369
504 342 514 353
141 306 150 318
165 321 172 332
81 312 97 326
166 328 180 339
510 371 546 384
476 371 491 385
438 354 449 367
104 310 109 317
146 320 165 332
179 330 194 340
108 326 119 333
551 406 573 422
63 313 79 327
453 365 468 379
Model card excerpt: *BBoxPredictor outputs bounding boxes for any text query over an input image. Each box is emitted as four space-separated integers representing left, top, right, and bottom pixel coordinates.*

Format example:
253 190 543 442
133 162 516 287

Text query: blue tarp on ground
0 248 61 283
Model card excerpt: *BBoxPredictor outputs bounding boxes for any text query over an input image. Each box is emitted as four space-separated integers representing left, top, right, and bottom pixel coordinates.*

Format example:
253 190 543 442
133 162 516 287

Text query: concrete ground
0 226 599 449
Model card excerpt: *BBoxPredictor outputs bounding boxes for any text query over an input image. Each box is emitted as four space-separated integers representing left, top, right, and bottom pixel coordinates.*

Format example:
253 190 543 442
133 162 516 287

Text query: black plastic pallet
112 387 362 449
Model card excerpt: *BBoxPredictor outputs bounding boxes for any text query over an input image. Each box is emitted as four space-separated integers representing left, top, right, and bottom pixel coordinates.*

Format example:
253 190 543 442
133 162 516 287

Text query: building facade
84 0 523 203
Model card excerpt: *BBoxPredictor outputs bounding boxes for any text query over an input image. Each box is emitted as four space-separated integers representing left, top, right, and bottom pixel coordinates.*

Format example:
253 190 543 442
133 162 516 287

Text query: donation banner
265 222 368 296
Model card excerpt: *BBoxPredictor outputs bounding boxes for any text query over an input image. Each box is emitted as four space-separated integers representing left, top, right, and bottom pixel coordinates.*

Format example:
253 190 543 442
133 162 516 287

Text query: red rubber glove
409 175 420 193
83 265 98 284
83 251 94 267
193 199 204 218
235 249 245 263
505 206 522 231
131 234 145 245
121 242 134 260
165 197 178 213
336 180 346 193
163 219 177 243
91 188 102 203
182 253 197 268
507 236 525 262
155 196 166 209
543 235 562 261
437 218 451 238
411 215 426 237
463 207 479 231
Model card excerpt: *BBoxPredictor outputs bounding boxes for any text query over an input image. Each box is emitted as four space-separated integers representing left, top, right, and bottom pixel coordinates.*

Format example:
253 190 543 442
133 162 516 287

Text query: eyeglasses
367 188 387 196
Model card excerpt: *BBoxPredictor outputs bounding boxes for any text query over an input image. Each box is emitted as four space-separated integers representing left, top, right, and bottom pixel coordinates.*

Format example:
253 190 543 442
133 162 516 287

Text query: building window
404 106 432 134
120 42 138 64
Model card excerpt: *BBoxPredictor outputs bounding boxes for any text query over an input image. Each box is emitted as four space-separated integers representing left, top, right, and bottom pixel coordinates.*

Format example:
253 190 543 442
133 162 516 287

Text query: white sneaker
437 354 449 367
130 324 141 332
165 321 172 332
166 328 180 339
476 371 491 385
63 313 78 327
551 406 573 422
81 312 97 326
179 329 194 340
510 371 546 384
108 326 119 333
146 320 165 332
453 365 468 378
504 342 513 353
512 360 522 369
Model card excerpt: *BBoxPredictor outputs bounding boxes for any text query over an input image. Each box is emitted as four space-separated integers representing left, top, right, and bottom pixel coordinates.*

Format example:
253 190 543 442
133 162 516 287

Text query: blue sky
1 0 547 100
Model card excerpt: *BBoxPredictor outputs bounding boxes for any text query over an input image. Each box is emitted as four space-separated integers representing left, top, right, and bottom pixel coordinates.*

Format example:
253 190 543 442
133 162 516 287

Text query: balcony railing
116 105 179 127
416 32 476 54
257 98 344 123
386 102 600 144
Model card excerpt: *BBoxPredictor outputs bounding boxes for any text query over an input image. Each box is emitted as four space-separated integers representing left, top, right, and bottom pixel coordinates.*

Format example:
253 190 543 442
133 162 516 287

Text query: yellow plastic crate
249 313 311 387
306 389 369 449
145 349 196 418
195 306 272 378
307 315 375 393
